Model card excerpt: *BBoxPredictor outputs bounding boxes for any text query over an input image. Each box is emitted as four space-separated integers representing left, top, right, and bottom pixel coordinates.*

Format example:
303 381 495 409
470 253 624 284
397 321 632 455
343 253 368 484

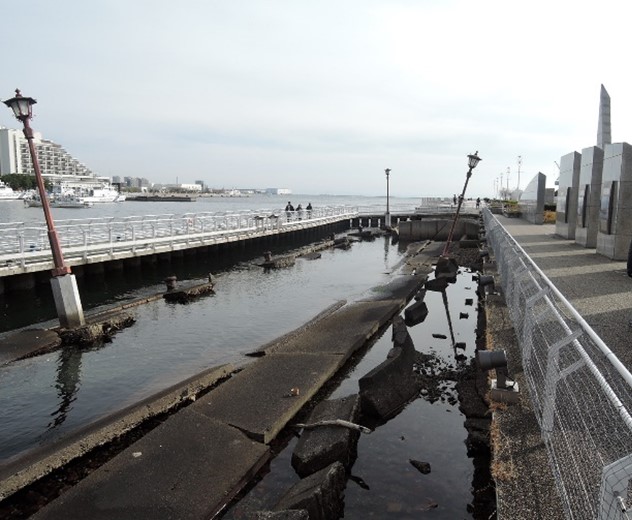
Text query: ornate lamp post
384 168 391 228
3 89 85 328
441 151 482 257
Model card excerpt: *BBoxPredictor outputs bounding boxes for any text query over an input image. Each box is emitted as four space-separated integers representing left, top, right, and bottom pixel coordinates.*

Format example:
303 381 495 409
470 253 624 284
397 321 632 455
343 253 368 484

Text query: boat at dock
0 180 20 200
78 183 126 203
51 194 94 208
128 195 196 202
23 189 93 208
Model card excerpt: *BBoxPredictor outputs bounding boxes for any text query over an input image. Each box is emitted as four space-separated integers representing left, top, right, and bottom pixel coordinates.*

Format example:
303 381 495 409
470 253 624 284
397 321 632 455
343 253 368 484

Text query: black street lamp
3 89 85 328
442 151 482 257
385 168 391 228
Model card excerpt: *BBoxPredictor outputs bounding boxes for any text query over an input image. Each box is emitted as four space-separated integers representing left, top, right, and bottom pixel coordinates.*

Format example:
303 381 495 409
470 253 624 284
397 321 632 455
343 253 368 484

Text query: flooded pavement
0 237 404 463
0 236 494 519
223 265 494 519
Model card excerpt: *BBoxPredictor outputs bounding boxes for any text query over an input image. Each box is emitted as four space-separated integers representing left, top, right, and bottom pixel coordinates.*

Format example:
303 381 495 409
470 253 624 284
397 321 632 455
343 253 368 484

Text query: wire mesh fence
482 209 632 520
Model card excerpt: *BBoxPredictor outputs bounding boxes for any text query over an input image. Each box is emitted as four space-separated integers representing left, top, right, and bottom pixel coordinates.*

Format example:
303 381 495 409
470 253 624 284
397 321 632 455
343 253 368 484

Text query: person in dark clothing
306 202 313 218
285 201 294 221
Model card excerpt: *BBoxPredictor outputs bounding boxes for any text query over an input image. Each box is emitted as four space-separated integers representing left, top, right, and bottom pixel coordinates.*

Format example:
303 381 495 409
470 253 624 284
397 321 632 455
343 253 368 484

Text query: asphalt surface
487 215 632 520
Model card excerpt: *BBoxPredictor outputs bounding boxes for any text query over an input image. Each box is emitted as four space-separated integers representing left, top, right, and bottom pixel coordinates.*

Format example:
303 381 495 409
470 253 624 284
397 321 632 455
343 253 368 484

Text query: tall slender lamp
3 89 85 328
442 151 482 256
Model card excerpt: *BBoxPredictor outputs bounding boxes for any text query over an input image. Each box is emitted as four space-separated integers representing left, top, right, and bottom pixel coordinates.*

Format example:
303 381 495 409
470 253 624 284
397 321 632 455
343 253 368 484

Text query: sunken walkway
1 266 429 519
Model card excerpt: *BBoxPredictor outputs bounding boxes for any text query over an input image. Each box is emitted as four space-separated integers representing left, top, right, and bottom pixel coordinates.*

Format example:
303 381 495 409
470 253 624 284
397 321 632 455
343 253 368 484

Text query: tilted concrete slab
0 329 61 366
356 274 423 303
265 300 402 357
191 353 345 443
32 413 270 520
0 363 233 501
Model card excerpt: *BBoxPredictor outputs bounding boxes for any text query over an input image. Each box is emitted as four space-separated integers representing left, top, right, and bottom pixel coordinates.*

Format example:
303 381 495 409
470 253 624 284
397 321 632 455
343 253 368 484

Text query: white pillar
50 274 85 328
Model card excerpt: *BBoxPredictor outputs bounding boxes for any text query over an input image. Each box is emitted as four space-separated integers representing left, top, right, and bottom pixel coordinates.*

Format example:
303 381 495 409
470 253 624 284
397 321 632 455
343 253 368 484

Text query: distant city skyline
2 1 632 197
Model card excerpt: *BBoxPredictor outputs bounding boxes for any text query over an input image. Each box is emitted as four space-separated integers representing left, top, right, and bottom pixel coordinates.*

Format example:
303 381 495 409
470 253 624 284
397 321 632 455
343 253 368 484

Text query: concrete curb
0 363 233 501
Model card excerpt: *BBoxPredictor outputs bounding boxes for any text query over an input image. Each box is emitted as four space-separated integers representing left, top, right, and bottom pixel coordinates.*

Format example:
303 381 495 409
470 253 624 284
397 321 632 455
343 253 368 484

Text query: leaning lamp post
3 89 85 328
441 151 482 257
384 168 391 228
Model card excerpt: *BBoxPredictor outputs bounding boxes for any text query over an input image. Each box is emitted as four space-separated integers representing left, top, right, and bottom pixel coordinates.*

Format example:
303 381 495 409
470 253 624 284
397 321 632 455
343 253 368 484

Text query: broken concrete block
424 277 448 292
274 462 346 520
292 395 360 477
404 300 428 327
359 317 420 420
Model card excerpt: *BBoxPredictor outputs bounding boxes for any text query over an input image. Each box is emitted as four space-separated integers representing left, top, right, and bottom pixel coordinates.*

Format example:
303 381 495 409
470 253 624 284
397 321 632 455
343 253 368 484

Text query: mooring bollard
164 276 177 292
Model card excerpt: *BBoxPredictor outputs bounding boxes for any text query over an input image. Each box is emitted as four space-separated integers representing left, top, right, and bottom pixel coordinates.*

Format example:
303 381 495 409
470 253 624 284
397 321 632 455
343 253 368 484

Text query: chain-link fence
483 209 632 520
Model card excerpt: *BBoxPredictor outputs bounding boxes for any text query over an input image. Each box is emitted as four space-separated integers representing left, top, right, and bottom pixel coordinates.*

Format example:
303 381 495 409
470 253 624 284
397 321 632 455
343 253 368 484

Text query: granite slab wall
575 146 604 248
596 142 632 260
518 172 546 224
556 151 581 239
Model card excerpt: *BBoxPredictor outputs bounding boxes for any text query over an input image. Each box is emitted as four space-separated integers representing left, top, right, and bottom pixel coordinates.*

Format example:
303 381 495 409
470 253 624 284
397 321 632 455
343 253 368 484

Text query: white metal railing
483 208 632 520
0 206 357 276
355 200 479 216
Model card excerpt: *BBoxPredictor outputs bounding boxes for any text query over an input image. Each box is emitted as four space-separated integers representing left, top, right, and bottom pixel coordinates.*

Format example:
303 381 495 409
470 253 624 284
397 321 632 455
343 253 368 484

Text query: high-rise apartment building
0 126 94 178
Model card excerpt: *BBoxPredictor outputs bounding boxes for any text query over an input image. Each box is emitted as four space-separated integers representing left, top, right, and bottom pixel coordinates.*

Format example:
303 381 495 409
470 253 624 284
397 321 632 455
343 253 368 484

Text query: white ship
0 180 20 200
78 183 126 203
24 188 93 208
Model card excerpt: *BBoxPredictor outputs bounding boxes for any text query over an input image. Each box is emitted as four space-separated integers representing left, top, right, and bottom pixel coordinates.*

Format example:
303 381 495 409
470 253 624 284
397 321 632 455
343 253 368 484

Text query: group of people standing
285 201 312 220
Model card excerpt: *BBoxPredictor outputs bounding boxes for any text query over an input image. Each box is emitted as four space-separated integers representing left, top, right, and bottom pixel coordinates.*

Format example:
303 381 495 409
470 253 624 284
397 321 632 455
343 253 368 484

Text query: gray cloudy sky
2 0 630 197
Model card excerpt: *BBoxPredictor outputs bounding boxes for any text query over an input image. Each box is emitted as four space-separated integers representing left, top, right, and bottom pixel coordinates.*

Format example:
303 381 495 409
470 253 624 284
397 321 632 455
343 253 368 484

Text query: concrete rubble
291 395 361 478
358 316 421 421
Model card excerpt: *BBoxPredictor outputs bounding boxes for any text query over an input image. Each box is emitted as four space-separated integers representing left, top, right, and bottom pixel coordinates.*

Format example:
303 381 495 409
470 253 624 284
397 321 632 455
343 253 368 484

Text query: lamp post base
50 274 85 329
385 212 391 228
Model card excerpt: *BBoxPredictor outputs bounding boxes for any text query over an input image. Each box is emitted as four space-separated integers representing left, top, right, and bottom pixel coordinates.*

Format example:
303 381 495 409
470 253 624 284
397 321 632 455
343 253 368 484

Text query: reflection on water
47 347 82 431
225 267 483 519
0 232 488 518
0 238 405 463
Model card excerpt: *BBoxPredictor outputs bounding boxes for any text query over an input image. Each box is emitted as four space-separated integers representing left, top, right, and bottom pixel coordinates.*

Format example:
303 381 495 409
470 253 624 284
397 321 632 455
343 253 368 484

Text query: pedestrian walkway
499 216 632 366
487 214 632 520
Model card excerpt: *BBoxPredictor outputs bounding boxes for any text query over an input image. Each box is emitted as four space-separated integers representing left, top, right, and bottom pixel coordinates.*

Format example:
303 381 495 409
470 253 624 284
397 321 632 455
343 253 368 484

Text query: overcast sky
2 0 630 197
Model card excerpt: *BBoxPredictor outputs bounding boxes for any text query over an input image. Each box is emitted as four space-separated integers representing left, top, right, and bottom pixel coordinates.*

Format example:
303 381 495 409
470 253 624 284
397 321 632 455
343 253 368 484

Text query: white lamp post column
385 168 391 228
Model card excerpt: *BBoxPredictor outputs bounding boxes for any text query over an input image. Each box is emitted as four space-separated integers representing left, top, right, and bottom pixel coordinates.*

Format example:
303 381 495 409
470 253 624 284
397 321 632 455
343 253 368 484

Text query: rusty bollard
164 276 177 292
263 251 272 262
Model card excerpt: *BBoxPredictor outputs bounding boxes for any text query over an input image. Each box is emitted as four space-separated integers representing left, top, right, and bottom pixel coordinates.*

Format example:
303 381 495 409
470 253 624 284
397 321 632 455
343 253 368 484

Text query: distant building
165 183 202 192
265 188 292 195
0 126 94 179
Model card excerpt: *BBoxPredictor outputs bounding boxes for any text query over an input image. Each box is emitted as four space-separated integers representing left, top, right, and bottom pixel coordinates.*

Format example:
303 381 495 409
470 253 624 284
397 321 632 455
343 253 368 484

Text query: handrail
0 206 358 276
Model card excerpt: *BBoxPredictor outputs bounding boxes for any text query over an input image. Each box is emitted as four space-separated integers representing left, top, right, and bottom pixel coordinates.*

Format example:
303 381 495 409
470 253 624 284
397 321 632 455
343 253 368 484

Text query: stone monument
556 151 581 239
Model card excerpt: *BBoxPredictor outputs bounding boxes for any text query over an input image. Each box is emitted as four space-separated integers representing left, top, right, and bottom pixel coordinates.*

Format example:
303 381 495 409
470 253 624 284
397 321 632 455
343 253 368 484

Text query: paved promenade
489 215 632 520
499 216 632 365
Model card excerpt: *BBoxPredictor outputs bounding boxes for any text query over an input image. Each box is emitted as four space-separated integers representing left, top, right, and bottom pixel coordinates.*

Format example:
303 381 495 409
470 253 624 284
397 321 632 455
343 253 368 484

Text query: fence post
598 454 632 520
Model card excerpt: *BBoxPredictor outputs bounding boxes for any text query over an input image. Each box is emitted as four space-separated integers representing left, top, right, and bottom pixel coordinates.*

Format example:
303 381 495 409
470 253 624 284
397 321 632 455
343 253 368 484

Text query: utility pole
500 172 503 200
506 167 510 198
517 155 522 190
